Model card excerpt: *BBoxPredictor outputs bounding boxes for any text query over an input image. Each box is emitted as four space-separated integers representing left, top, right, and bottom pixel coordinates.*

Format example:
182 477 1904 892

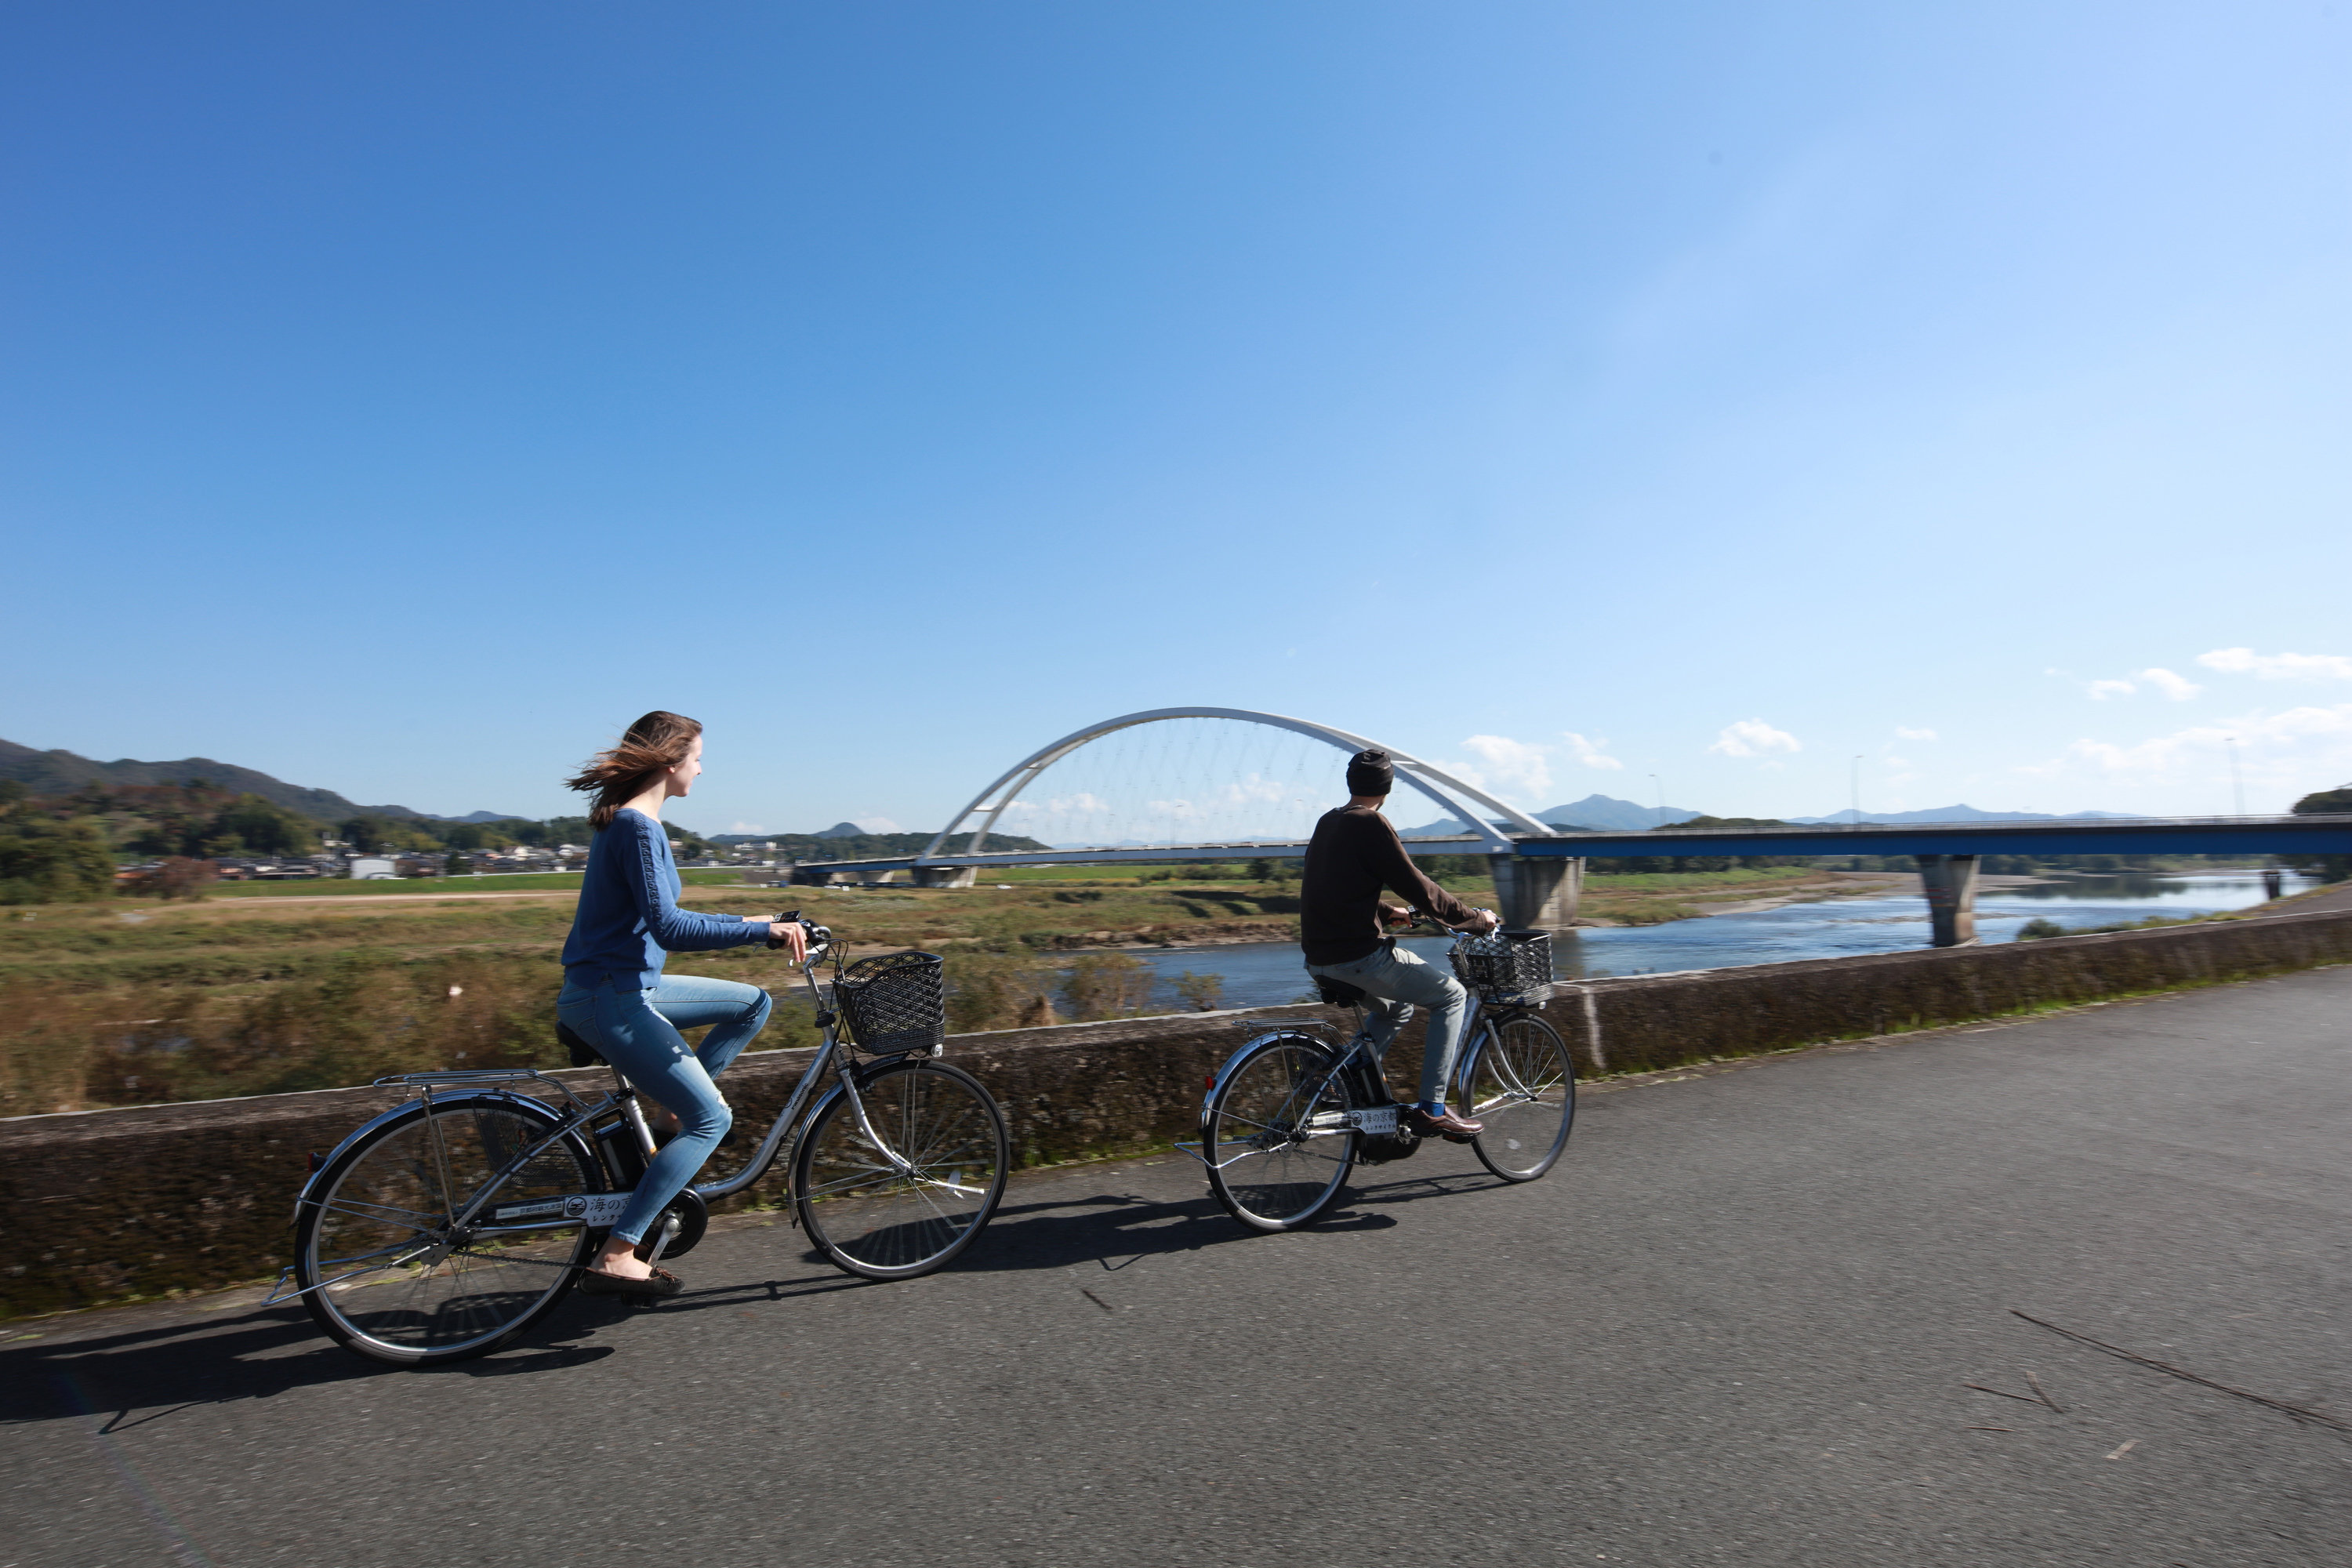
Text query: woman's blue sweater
560 809 771 988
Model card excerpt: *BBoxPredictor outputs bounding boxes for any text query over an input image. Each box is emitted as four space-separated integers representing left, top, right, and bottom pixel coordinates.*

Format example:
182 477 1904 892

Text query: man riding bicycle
1301 749 1499 1139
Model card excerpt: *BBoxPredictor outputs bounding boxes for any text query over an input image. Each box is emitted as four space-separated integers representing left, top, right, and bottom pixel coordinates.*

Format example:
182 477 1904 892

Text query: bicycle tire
1204 1033 1359 1231
294 1091 603 1367
793 1059 1009 1280
1461 1014 1575 1182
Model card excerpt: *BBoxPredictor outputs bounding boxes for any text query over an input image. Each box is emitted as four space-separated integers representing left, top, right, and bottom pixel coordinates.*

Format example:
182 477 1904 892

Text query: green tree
0 811 120 904
2290 784 2352 883
210 793 321 857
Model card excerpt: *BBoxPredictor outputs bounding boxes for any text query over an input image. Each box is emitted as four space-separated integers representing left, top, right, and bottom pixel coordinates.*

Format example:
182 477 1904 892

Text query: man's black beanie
1346 749 1395 797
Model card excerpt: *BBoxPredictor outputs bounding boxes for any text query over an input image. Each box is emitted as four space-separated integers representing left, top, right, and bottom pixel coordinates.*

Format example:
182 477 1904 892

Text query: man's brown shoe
1403 1105 1483 1142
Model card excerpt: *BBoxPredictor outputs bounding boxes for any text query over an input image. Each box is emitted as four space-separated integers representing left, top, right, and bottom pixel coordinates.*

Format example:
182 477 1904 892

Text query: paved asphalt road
5 966 2347 1567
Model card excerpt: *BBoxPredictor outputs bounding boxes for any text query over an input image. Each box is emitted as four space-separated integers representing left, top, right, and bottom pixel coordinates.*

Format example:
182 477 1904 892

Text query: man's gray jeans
1305 941 1468 1108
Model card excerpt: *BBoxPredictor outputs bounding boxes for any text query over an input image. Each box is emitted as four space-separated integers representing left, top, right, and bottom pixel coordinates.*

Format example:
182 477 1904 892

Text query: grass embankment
2 866 1851 1115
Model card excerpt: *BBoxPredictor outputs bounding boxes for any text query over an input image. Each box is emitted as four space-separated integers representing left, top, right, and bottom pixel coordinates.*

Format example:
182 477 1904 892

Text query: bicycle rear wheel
1461 1015 1575 1181
295 1093 601 1366
1205 1034 1358 1231
793 1060 1010 1280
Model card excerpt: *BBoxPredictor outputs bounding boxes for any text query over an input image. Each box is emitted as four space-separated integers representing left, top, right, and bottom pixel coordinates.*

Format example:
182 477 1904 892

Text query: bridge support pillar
1489 855 1582 930
912 866 977 888
1915 855 1981 946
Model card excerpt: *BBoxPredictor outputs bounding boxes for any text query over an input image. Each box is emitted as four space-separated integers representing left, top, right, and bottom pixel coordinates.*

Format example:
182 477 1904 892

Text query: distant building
350 858 396 880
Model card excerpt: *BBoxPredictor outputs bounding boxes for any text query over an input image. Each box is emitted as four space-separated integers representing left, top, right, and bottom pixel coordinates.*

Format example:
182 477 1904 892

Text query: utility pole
1851 755 1864 826
1650 774 1664 822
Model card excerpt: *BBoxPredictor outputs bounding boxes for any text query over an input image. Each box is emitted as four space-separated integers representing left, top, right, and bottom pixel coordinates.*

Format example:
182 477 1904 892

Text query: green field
197 868 752 897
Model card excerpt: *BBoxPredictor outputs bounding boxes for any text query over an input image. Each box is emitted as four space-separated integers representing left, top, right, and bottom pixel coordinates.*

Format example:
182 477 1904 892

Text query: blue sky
4 2 2347 832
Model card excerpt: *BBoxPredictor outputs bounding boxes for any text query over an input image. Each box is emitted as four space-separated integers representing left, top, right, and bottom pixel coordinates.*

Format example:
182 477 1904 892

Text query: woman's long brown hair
566 711 703 829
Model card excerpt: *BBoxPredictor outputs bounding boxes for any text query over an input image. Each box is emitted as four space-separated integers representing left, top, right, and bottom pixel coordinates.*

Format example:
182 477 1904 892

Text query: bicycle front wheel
1205 1034 1358 1231
793 1060 1010 1280
294 1093 601 1366
1461 1015 1575 1181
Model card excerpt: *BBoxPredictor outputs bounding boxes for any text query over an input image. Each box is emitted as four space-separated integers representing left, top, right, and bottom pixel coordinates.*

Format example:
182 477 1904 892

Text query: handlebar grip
766 916 830 956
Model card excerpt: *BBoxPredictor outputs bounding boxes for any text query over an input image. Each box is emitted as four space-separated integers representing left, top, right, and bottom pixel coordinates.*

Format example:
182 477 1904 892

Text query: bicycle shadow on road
936 1159 1503 1276
0 1306 617 1432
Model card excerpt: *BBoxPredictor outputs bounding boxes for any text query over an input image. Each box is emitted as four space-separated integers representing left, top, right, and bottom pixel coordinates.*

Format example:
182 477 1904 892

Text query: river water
1131 870 2318 1013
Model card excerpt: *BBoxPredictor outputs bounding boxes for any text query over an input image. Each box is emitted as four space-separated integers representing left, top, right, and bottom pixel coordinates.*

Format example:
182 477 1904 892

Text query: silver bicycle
1185 913 1576 1231
276 920 1009 1367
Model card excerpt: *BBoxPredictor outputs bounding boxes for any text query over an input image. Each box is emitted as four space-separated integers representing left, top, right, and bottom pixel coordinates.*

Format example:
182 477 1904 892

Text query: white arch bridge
788 705 2352 944
790 706 1583 927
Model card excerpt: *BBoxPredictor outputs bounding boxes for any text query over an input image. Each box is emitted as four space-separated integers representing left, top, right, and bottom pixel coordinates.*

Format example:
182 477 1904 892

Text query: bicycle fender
1199 1030 1336 1127
291 1089 598 1221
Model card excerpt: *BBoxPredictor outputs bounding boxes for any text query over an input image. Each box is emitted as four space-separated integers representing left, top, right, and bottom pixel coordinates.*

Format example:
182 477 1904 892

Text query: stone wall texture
7 907 2348 1316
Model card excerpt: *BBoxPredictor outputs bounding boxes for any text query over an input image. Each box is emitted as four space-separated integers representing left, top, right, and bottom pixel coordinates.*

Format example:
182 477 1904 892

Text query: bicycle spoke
321 1196 441 1230
796 1063 1007 1279
1468 1018 1576 1182
1207 1036 1356 1229
297 1099 597 1364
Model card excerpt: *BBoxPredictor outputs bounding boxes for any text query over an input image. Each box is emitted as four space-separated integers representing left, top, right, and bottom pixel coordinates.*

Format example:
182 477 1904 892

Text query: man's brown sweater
1299 804 1477 966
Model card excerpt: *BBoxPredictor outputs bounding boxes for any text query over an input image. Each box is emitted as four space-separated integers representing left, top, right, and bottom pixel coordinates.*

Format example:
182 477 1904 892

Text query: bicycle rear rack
372 1066 608 1116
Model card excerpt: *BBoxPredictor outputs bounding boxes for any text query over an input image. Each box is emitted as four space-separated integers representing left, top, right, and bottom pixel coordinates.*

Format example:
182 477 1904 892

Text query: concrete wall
7 908 2349 1318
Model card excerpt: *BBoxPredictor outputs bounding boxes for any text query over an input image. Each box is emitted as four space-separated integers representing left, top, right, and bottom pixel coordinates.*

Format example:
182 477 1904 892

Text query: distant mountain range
708 829 1052 858
1403 793 2136 836
5 741 2144 845
0 738 521 824
1403 793 1704 837
1782 804 2136 825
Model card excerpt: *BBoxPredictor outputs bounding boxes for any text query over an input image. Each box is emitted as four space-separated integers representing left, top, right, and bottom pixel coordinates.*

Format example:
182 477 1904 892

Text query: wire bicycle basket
833 950 948 1056
1450 928 1555 1005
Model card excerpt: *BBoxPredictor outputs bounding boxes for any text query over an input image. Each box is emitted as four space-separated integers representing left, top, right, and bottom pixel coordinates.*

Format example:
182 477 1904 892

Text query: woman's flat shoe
578 1266 683 1299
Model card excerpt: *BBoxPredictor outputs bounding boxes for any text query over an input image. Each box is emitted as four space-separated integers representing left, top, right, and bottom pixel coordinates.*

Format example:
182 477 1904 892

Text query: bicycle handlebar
765 910 832 965
1396 906 1500 935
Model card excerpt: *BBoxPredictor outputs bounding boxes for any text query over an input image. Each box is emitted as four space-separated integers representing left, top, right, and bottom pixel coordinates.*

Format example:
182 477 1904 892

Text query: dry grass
0 866 1842 1112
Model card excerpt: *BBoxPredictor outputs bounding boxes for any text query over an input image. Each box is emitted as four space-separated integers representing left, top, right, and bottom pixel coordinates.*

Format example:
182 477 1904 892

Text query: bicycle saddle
557 1022 606 1069
1308 971 1367 1007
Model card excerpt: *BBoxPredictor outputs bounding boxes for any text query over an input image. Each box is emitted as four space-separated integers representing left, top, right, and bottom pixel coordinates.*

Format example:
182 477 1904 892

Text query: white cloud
2196 648 2352 682
1219 775 1289 806
851 815 902 833
2022 704 2352 807
729 821 768 835
1708 719 1802 758
1895 726 1937 741
1454 735 1554 797
2139 667 2203 701
1560 731 1625 771
2087 679 2136 700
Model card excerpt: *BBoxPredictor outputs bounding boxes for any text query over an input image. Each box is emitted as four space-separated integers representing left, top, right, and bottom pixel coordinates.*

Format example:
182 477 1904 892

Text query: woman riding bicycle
556 710 808 1298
